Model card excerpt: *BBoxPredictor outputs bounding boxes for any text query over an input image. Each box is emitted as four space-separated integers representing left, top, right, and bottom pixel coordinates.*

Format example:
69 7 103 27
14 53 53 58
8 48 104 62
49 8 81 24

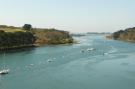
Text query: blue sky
0 0 135 32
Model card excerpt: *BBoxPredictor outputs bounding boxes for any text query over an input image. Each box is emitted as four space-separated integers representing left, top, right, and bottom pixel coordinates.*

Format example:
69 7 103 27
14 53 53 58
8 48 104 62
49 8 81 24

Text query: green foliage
0 31 35 48
22 24 32 31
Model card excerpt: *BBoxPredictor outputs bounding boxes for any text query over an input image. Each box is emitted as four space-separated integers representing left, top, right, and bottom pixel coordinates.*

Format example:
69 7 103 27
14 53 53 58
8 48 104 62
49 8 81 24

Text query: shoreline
0 41 75 51
0 44 36 51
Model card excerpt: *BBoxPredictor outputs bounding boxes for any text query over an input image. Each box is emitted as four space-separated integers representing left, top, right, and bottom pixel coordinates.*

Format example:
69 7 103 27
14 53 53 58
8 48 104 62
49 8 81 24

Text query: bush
22 24 32 31
0 31 35 47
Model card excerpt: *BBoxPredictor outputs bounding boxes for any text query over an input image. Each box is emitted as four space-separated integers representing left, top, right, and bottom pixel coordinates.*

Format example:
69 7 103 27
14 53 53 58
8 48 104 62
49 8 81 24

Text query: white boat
87 48 95 51
0 69 10 75
0 52 10 75
47 59 53 63
103 52 109 55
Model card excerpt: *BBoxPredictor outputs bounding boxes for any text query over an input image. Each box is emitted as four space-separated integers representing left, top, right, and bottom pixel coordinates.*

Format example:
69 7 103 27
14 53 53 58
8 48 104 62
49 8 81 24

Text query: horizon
1 0 135 33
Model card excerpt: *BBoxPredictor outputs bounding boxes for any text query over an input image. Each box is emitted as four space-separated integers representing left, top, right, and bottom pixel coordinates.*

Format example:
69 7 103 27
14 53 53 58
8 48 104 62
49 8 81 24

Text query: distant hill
106 27 135 42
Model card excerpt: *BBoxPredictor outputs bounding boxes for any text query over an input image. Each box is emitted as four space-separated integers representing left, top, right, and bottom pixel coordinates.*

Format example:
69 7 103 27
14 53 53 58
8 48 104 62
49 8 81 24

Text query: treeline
0 30 35 49
108 27 135 42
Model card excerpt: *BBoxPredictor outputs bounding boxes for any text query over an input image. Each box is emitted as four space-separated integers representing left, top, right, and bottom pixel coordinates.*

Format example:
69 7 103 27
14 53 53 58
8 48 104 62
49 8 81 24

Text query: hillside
0 25 73 50
0 25 35 50
32 28 73 45
107 27 135 42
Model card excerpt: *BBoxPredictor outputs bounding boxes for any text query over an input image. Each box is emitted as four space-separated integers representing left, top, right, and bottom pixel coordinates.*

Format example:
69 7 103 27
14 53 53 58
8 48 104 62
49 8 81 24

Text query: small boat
103 52 109 55
30 64 34 66
87 48 95 51
81 50 85 53
0 52 10 75
0 69 10 75
47 59 53 63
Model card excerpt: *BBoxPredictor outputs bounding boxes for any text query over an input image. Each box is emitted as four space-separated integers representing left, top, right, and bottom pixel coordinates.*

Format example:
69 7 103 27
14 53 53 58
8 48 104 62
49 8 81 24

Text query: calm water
0 34 135 89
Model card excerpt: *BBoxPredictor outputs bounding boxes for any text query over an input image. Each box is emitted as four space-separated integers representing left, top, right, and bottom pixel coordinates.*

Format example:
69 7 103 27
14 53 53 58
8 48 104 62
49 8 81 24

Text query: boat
47 59 53 63
0 52 10 75
87 48 95 51
103 52 109 55
0 69 9 75
81 49 85 53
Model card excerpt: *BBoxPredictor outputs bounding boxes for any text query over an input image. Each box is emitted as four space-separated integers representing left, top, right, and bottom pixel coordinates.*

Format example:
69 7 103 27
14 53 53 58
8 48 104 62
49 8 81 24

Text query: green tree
23 24 32 31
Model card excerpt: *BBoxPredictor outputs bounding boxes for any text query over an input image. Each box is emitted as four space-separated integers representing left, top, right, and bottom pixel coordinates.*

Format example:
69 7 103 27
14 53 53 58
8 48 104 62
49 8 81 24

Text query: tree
23 24 32 31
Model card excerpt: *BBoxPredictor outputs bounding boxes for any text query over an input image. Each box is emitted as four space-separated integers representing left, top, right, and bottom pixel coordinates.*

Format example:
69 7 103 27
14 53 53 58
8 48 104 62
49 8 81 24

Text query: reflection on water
0 34 135 89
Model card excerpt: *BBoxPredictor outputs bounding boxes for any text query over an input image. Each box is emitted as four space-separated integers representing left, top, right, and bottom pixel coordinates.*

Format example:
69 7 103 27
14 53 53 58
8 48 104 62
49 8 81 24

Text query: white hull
0 69 10 75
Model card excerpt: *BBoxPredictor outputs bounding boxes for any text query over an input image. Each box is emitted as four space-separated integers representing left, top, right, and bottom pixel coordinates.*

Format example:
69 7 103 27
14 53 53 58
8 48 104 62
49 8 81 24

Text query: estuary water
0 34 135 89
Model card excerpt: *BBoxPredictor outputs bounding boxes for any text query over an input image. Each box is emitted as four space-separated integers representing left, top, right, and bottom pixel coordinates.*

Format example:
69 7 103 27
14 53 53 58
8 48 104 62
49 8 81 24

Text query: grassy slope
3 28 26 32
32 29 73 45
0 28 26 32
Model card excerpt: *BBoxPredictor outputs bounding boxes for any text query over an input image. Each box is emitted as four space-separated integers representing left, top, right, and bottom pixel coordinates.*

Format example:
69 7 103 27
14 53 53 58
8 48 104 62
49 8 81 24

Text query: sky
0 0 135 33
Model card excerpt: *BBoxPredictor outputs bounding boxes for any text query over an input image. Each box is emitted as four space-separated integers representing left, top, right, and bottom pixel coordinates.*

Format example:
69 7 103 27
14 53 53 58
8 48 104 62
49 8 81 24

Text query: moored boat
0 69 10 75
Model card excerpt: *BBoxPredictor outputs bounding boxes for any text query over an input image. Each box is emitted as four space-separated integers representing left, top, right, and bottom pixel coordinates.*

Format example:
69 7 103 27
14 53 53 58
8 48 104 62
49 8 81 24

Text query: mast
3 51 5 69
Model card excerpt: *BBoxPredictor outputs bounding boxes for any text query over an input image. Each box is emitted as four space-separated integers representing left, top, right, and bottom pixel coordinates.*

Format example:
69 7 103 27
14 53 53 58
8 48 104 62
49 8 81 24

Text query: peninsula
0 24 73 50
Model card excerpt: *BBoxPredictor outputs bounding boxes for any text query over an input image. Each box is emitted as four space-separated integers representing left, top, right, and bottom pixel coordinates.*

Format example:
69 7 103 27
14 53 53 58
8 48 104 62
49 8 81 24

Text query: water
0 34 135 89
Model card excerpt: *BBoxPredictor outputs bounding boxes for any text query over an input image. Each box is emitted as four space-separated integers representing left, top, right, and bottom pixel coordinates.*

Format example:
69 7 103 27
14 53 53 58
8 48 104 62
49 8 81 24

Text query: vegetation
32 28 73 45
0 24 73 50
0 30 35 50
23 24 32 31
107 27 135 42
